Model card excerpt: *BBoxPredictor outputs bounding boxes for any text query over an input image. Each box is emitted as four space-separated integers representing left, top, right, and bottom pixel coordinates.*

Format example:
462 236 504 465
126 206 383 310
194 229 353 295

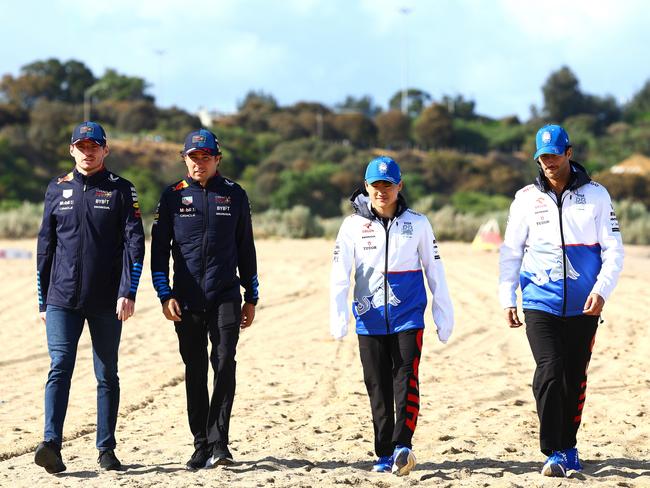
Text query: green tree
542 66 584 122
90 69 153 102
335 95 382 117
388 88 432 118
624 80 650 123
375 110 411 148
413 104 453 149
332 113 377 147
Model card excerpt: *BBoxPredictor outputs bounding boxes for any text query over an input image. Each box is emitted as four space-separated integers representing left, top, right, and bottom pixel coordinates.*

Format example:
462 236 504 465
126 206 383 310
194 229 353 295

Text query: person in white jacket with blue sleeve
499 124 624 478
330 156 454 476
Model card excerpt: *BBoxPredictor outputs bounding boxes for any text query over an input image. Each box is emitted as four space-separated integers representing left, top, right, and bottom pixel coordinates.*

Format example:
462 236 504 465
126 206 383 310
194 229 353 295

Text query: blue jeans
44 305 122 450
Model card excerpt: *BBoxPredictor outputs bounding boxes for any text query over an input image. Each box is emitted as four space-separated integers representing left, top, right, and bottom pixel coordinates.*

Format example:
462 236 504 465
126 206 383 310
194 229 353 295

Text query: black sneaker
206 445 234 467
97 449 122 471
34 440 66 474
185 445 212 470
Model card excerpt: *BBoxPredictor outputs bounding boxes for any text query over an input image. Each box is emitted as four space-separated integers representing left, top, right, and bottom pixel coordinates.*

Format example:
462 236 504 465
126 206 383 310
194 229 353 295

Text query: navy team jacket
150 174 259 311
36 167 146 313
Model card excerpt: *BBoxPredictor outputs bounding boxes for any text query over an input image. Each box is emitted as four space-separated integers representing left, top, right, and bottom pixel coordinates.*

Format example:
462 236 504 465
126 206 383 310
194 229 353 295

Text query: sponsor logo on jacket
356 281 401 315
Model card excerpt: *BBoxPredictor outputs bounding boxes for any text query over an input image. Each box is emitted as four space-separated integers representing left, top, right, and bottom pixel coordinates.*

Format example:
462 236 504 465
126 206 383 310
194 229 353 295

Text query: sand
0 239 648 487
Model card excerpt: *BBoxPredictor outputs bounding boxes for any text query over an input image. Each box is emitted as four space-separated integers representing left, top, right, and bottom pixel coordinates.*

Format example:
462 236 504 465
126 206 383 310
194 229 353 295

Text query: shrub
253 205 323 238
0 201 43 238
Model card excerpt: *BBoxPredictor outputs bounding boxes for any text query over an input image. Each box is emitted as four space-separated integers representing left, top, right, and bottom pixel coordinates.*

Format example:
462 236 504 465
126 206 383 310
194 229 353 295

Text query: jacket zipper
554 191 569 316
75 182 87 306
383 219 392 334
201 187 209 312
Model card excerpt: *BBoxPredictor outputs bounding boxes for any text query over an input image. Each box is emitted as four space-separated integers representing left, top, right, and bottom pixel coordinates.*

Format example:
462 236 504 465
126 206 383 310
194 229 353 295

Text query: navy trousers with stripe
524 310 598 455
358 329 423 457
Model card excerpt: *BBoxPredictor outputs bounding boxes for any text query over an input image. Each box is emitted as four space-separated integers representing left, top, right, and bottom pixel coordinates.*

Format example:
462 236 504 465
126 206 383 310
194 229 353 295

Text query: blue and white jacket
330 190 454 342
499 162 624 316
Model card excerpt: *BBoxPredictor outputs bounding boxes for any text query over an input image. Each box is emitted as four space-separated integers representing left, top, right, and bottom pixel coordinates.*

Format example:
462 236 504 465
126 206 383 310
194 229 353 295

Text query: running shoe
563 447 583 472
371 455 393 473
206 444 234 467
34 440 66 474
541 451 567 477
392 445 417 476
185 445 212 470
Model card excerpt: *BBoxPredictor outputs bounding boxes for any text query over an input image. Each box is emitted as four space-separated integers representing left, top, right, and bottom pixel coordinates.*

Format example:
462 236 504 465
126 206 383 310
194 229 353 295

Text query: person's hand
39 312 46 324
162 298 182 322
241 302 255 329
116 297 135 321
505 307 523 328
583 293 604 316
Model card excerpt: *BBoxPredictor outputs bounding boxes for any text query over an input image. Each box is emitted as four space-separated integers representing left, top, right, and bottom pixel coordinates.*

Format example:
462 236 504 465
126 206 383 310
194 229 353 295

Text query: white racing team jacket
330 191 454 342
499 162 624 316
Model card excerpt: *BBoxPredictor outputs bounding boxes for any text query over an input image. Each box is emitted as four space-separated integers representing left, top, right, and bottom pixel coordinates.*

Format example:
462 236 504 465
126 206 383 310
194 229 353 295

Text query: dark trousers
358 329 423 457
524 309 598 455
44 305 122 450
175 301 240 449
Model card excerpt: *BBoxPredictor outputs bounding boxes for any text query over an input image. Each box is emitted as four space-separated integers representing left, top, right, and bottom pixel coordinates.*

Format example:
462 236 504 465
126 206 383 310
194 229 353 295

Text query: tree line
1 58 650 217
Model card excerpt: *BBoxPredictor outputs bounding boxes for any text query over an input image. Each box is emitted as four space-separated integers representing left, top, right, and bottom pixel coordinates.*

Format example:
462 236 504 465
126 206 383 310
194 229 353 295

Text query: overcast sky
1 0 649 119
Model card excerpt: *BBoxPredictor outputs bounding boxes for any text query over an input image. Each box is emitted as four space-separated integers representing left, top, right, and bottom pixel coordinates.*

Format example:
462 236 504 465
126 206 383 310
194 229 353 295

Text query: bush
253 205 323 238
614 199 650 245
0 201 43 238
427 206 508 242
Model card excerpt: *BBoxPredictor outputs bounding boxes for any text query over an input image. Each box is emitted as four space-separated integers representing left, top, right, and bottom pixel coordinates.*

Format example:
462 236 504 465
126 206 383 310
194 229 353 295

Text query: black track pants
524 309 598 455
175 301 241 449
358 329 423 457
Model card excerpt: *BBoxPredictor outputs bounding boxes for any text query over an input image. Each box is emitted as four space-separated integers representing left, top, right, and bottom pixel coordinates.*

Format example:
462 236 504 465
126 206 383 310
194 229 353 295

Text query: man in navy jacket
35 122 145 473
151 129 258 470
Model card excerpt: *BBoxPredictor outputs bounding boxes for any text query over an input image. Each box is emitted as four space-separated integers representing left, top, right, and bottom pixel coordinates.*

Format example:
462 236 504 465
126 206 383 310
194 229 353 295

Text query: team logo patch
574 193 586 205
379 162 388 173
215 195 231 204
96 190 112 198
182 196 193 206
80 125 93 134
542 131 552 143
401 222 413 236
192 135 206 143
62 189 73 199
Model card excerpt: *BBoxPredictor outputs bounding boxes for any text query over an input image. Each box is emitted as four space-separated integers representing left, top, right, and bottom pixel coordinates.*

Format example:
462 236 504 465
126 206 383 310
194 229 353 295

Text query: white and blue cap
365 156 401 184
534 124 570 160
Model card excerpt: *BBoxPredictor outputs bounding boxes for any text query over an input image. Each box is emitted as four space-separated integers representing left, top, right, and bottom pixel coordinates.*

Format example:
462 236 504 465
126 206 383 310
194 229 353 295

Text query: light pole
399 7 412 116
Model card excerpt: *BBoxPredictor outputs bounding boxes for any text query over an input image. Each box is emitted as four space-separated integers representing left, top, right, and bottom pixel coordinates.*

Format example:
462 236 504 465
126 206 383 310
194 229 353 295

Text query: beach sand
0 239 648 487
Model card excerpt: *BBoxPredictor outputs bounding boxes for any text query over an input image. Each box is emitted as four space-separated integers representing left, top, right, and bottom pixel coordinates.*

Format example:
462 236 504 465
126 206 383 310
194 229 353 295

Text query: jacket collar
185 172 224 190
72 166 109 187
534 160 591 193
349 188 408 221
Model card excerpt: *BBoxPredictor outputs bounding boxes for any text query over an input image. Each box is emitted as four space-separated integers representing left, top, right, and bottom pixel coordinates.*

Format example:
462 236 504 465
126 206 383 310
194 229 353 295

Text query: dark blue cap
534 124 570 160
365 156 401 184
183 129 220 156
71 121 107 146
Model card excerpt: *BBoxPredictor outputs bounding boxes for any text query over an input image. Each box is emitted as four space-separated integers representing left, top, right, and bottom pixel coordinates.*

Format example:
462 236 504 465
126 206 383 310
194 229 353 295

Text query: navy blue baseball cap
365 156 401 184
71 121 107 146
534 124 571 160
182 129 220 156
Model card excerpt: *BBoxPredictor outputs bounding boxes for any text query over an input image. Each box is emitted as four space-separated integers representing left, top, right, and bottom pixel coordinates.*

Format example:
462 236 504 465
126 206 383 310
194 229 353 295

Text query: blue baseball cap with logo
182 129 220 156
71 121 107 146
365 156 401 185
534 124 571 160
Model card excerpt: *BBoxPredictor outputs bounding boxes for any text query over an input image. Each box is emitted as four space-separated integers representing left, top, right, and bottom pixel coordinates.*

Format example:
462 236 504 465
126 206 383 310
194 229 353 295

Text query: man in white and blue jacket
331 156 454 477
499 124 624 478
35 122 145 473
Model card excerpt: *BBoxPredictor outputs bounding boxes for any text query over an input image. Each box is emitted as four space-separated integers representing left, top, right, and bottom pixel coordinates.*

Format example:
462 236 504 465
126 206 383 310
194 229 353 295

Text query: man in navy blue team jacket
150 129 259 470
35 122 145 473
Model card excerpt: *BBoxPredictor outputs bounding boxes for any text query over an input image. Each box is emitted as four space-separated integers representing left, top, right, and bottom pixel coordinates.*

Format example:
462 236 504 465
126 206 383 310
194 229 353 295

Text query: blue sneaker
392 446 416 476
371 455 393 473
563 447 583 472
541 451 567 477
